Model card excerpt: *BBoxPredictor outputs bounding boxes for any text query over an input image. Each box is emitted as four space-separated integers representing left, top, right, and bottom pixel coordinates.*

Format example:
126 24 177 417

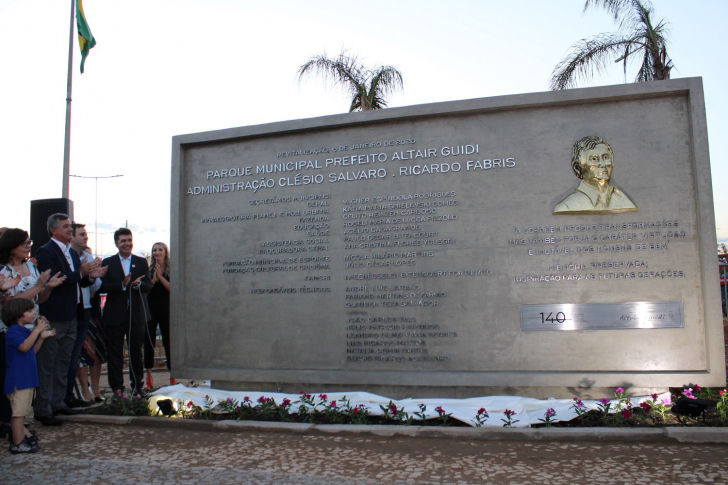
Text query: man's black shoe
35 415 64 426
65 397 94 408
54 407 82 416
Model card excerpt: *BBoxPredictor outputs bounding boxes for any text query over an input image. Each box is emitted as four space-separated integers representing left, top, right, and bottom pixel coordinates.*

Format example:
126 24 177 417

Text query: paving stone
2 421 728 484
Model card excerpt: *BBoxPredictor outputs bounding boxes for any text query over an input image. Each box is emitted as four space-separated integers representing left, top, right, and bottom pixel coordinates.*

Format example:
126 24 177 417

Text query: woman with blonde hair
144 242 177 388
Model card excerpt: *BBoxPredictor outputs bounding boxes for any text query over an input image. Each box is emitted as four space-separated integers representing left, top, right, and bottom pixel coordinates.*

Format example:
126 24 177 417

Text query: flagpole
62 0 75 199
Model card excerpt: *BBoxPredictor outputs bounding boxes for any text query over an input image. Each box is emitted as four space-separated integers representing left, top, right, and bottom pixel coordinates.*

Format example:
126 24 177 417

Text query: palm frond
549 32 643 90
369 66 404 95
552 0 671 90
297 50 366 99
584 0 652 29
634 48 654 82
298 50 403 112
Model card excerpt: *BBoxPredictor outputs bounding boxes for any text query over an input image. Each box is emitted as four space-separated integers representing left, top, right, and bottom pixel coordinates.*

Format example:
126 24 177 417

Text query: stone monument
171 77 724 398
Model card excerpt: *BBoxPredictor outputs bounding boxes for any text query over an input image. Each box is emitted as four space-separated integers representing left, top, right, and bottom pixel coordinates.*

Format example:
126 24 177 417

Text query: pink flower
330 401 337 408
257 396 269 403
651 393 658 400
719 390 727 397
435 406 445 414
599 398 610 405
639 402 652 413
694 384 701 392
621 409 632 419
682 388 695 399
186 401 193 408
281 398 291 407
318 394 328 401
352 407 359 414
545 408 555 417
504 409 516 417
389 403 397 414
226 397 233 403
243 396 251 403
615 387 624 394
477 407 486 415
662 397 672 406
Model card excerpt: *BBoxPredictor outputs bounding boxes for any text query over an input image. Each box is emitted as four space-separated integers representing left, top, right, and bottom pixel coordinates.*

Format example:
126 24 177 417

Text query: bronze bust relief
554 136 637 215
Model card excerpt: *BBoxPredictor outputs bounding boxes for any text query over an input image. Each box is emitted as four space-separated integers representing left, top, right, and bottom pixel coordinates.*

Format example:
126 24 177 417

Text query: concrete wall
171 78 724 398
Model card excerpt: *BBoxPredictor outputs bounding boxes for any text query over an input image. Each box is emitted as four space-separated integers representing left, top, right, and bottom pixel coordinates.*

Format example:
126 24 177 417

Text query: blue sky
1 0 726 255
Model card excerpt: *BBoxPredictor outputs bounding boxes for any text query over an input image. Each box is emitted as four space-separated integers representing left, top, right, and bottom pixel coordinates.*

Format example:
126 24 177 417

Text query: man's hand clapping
80 257 101 277
46 271 66 288
90 265 107 279
123 272 132 288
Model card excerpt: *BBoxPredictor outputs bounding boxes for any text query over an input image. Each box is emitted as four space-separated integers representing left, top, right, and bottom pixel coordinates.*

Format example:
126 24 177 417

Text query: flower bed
89 384 728 428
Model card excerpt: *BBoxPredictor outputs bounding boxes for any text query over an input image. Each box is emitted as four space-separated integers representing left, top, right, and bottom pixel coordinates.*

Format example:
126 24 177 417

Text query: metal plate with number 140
520 301 684 331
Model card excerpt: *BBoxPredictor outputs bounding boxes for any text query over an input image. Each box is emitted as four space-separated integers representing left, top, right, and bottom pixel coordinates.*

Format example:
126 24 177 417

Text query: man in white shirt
64 223 105 407
35 214 104 425
100 228 151 393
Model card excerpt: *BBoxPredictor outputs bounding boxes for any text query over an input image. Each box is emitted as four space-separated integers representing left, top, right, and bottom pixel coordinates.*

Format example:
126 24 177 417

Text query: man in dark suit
101 228 151 393
35 213 104 425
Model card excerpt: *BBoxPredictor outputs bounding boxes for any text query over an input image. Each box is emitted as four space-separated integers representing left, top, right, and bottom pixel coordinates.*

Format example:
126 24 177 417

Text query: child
2 298 55 454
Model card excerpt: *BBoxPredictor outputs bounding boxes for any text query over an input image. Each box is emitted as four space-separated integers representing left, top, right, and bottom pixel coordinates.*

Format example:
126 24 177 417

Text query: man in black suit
35 213 105 425
101 228 151 393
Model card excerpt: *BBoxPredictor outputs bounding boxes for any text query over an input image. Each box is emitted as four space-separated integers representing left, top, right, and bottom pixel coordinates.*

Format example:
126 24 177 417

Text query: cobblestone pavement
2 421 728 484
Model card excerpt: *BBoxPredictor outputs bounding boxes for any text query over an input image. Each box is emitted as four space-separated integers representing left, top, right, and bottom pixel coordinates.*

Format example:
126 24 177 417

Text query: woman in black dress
144 242 177 388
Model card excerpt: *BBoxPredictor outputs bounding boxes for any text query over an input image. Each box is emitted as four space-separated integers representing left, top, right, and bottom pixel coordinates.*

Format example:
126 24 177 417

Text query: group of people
0 214 174 454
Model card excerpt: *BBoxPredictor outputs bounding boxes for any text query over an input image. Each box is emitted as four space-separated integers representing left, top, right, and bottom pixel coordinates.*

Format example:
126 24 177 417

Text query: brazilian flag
76 0 96 73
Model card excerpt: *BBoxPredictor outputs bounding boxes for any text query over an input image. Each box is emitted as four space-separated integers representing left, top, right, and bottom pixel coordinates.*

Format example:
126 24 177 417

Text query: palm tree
550 0 673 90
297 50 404 112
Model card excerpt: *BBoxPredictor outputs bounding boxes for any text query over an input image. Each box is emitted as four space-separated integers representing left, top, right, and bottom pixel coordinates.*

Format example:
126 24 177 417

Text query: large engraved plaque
171 78 724 396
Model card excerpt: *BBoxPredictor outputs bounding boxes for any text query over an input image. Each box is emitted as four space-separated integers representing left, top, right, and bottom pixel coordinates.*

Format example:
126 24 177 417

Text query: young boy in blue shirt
2 298 55 454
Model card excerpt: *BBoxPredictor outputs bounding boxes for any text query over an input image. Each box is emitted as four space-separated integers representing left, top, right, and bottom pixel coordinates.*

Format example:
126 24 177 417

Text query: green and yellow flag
76 0 96 73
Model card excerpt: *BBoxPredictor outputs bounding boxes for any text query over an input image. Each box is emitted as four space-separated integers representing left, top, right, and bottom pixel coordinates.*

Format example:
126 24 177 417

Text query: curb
63 415 728 443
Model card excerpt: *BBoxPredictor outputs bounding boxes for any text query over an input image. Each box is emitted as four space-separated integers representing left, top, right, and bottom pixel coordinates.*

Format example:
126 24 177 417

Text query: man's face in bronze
579 144 613 186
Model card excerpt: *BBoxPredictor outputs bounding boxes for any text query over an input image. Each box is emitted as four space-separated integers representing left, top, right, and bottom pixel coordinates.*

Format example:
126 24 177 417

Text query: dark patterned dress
79 291 107 366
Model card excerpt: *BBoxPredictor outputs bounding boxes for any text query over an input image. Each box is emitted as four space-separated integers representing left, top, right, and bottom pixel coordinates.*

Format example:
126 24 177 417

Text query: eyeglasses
22 240 33 247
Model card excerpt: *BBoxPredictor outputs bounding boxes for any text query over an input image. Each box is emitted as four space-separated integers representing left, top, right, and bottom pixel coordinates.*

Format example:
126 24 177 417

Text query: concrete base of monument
212 380 669 400
62 414 728 444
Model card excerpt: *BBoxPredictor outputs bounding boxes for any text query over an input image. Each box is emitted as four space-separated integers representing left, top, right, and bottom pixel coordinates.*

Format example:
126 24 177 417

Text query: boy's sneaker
9 439 39 454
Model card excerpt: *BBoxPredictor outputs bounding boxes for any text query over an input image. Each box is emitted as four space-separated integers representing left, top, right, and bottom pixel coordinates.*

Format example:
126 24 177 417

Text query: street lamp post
69 174 123 256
